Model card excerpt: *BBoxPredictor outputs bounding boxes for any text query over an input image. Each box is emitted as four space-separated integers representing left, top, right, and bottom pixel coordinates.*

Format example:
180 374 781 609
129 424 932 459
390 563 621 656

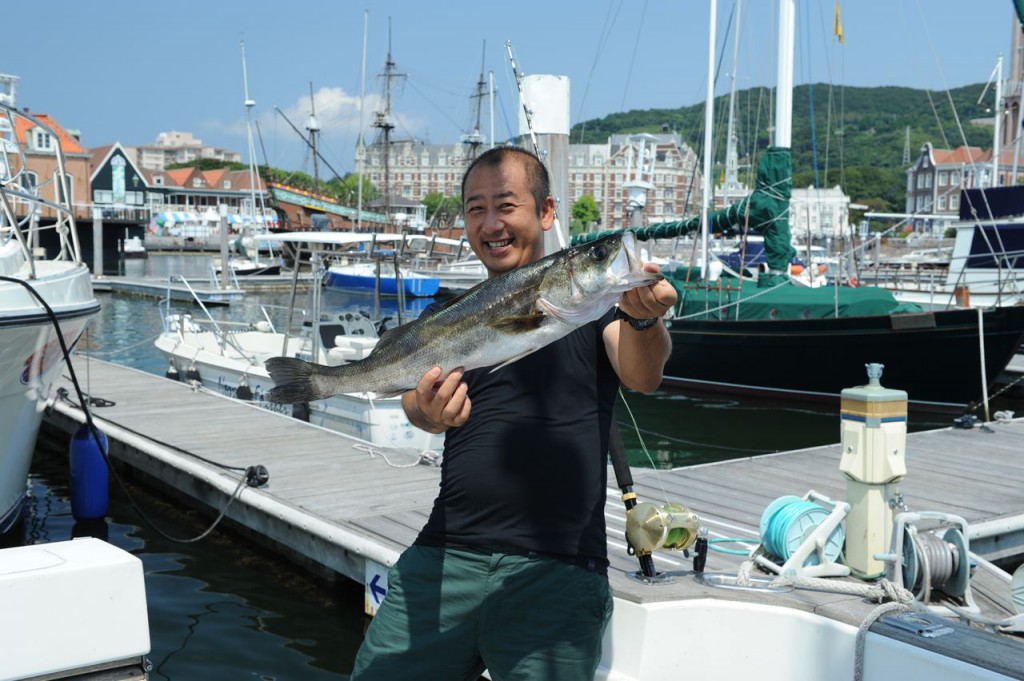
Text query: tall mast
306 82 321 194
700 0 718 276
373 17 405 230
356 9 368 231
241 41 262 264
461 41 487 161
775 0 795 148
722 0 742 207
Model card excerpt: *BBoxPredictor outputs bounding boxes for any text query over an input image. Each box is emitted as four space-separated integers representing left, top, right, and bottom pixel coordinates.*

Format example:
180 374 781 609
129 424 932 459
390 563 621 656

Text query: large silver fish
265 230 660 402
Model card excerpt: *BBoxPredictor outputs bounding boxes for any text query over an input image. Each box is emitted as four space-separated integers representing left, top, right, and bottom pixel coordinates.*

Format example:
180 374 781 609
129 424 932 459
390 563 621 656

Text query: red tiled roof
14 111 86 154
932 146 985 165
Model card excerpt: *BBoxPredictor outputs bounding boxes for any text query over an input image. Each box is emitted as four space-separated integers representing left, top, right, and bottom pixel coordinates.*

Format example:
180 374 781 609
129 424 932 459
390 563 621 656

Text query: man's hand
618 263 677 320
401 366 471 434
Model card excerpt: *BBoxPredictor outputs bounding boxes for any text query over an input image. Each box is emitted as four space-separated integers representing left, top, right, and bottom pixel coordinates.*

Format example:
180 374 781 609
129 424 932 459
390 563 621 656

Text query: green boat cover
672 269 922 321
571 146 922 320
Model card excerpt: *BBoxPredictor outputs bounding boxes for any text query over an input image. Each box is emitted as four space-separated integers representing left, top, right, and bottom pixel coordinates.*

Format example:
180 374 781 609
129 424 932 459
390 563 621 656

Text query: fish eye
589 244 608 261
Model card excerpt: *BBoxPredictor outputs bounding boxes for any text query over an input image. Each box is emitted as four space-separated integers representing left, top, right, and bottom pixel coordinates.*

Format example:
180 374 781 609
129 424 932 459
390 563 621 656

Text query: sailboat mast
241 41 261 265
373 17 404 231
722 0 742 208
357 9 368 232
700 0 718 276
993 55 1003 187
307 82 321 195
774 0 795 148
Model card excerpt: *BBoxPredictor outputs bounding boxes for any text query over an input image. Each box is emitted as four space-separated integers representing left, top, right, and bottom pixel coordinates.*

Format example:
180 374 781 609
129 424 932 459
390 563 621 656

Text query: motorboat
156 234 444 453
0 104 101 533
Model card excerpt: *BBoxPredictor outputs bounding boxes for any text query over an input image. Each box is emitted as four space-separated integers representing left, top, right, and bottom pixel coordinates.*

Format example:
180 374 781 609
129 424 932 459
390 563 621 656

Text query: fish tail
265 357 325 403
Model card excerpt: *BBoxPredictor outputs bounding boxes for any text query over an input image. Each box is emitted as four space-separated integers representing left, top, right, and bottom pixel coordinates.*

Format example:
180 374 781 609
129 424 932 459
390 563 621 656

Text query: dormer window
154 176 164 186
224 180 232 189
192 178 204 187
34 130 53 150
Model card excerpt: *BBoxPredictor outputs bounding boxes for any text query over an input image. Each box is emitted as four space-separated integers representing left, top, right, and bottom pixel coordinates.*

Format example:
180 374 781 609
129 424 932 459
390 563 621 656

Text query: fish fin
489 312 546 333
487 346 543 372
265 356 322 403
536 296 613 324
373 388 409 399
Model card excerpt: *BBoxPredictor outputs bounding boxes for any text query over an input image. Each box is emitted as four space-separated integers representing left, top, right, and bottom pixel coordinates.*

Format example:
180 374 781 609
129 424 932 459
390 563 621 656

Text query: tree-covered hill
571 83 995 213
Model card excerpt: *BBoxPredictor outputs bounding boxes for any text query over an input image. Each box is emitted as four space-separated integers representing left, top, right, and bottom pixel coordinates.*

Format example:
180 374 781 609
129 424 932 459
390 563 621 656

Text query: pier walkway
43 358 1024 629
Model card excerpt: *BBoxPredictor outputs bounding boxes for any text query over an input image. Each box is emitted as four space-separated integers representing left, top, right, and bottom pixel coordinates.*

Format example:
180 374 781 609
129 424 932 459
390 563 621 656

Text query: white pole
993 55 1003 188
241 41 261 266
775 0 795 148
700 0 718 277
356 10 369 231
489 70 495 148
723 0 742 207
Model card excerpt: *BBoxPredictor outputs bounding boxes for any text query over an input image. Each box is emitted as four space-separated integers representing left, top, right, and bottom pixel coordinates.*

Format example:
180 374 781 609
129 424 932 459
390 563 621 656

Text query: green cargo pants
351 544 613 681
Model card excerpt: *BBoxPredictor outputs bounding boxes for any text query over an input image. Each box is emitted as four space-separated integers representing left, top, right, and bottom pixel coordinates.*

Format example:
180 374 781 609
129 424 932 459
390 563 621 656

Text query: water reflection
15 429 359 680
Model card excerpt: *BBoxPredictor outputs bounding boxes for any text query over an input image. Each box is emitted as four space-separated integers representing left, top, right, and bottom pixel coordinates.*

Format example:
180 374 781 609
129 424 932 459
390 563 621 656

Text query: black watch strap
615 308 659 331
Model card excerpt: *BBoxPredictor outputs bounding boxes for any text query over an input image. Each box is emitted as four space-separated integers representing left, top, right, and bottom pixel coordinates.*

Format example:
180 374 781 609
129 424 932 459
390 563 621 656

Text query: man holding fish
348 146 676 681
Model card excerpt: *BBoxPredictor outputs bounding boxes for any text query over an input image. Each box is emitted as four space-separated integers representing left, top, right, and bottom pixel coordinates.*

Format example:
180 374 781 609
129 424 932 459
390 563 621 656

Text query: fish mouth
618 230 662 285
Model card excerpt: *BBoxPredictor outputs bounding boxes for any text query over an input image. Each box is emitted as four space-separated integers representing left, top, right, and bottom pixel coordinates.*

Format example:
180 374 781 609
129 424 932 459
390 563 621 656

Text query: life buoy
847 277 858 288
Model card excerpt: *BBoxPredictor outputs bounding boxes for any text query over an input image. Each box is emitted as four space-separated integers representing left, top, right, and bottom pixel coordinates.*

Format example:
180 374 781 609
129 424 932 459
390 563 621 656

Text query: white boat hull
599 597 1019 681
155 320 444 452
0 258 99 532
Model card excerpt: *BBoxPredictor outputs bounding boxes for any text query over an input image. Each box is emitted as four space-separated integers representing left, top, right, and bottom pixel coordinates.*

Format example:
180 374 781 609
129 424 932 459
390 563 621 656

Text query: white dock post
92 209 104 275
219 205 230 289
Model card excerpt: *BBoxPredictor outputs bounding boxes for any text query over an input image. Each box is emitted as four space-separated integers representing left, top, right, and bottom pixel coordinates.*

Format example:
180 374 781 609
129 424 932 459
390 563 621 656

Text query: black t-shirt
415 307 619 571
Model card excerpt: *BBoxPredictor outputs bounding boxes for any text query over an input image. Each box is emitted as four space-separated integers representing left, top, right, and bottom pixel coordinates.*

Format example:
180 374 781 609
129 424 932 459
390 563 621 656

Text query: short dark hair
461 146 551 217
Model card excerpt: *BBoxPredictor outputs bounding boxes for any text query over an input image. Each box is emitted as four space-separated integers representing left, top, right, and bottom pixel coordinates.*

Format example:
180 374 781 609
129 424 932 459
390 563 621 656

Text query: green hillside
571 83 995 213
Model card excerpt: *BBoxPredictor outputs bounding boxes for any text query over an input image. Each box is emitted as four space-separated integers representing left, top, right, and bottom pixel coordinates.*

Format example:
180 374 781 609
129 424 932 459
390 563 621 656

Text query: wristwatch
615 308 659 331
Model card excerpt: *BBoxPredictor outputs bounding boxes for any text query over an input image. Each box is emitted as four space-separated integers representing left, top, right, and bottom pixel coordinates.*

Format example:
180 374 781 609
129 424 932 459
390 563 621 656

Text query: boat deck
43 358 1024 632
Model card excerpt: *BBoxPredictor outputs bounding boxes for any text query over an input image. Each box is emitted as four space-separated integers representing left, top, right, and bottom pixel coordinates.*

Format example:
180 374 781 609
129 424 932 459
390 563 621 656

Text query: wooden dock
42 358 1024 633
91 275 245 306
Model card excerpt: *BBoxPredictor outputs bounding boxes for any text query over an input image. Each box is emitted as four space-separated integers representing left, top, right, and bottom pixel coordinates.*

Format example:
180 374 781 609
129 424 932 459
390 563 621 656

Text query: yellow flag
834 0 845 44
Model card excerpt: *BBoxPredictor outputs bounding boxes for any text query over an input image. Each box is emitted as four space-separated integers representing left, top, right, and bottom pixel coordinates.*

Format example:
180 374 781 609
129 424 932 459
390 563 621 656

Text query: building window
938 171 948 186
950 170 961 185
224 181 232 189
95 190 114 203
950 194 959 210
34 130 53 150
938 195 947 210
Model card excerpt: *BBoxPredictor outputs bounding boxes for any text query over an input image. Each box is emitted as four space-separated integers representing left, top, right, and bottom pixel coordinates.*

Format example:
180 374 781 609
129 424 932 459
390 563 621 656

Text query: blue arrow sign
370 574 387 604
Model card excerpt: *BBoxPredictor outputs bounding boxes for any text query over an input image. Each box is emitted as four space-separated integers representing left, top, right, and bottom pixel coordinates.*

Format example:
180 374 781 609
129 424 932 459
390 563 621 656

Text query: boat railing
208 261 242 291
0 103 85 276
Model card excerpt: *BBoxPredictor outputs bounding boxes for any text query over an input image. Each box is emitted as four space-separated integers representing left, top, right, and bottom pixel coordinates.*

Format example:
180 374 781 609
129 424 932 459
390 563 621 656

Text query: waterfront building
904 143 1023 233
129 131 241 171
361 132 702 231
789 186 851 242
5 105 91 222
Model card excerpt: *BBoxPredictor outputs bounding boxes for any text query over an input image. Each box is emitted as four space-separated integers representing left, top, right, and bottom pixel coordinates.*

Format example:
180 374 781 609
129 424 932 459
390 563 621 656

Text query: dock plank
42 357 1024 636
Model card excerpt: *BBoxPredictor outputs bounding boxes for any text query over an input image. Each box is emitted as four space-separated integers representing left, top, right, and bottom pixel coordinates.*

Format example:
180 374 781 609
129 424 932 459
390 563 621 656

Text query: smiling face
462 153 555 277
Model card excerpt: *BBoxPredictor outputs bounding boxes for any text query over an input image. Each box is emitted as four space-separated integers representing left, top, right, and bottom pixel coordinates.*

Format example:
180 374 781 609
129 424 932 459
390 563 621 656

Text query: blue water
14 253 1017 679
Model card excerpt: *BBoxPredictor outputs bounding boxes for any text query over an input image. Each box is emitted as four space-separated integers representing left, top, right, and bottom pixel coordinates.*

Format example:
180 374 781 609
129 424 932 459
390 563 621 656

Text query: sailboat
574 4 1024 414
215 42 282 277
586 3 1024 679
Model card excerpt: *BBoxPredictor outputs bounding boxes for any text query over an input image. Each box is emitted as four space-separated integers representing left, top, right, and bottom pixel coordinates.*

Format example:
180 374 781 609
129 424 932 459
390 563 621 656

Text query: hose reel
751 491 851 579
877 512 978 616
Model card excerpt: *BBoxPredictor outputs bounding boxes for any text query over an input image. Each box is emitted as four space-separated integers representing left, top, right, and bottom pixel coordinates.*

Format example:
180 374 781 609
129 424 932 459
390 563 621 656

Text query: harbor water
10 253 1022 679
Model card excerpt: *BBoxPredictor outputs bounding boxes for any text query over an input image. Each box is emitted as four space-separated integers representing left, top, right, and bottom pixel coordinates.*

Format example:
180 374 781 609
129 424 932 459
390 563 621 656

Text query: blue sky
3 0 1017 177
